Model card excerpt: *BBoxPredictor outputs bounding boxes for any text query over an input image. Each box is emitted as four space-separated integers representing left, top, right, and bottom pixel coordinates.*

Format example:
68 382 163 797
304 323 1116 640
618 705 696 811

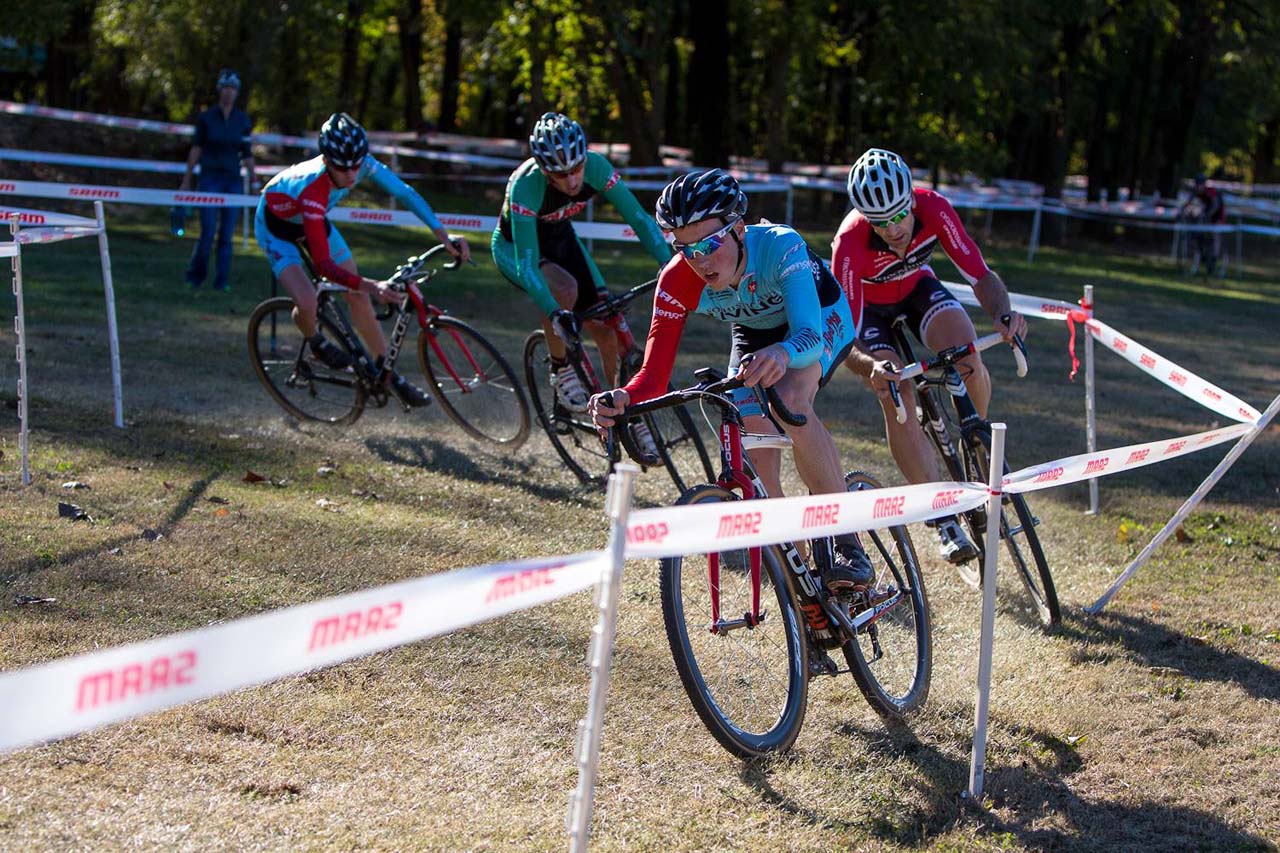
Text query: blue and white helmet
318 112 368 169
216 68 241 91
528 112 588 173
654 169 748 231
847 148 914 219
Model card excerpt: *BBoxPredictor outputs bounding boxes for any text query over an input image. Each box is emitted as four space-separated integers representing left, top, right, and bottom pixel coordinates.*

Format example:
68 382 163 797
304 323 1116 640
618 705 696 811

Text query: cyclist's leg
916 278 990 418
324 226 387 360
568 234 621 386
255 213 320 336
727 325 785 498
847 305 945 484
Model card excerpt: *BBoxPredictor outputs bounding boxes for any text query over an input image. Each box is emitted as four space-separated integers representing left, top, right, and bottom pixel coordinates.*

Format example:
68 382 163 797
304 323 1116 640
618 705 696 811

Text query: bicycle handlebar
886 330 1028 425
578 277 659 324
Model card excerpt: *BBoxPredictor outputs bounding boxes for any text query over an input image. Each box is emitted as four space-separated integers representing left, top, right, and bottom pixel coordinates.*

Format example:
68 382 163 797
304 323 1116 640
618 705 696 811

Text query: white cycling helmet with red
847 148 914 220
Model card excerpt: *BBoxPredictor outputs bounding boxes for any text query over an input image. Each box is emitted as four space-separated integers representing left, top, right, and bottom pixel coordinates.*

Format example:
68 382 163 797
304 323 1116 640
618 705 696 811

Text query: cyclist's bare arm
971 270 1026 341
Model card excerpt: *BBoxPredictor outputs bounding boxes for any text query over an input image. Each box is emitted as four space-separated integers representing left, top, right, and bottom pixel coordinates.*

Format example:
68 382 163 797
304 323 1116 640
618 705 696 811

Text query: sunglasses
671 219 737 259
870 208 912 229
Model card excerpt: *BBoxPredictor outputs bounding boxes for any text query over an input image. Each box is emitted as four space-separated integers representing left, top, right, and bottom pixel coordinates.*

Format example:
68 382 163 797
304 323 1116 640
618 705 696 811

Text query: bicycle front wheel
419 317 530 448
660 485 809 758
963 428 1061 627
522 331 611 484
247 297 366 425
841 472 932 718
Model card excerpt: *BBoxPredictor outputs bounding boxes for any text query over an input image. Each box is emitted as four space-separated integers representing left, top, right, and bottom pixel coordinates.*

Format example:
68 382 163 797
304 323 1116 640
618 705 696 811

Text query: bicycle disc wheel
419 316 530 448
840 472 932 718
660 485 809 757
522 331 611 484
648 395 716 494
963 428 1061 627
918 384 984 588
247 297 366 424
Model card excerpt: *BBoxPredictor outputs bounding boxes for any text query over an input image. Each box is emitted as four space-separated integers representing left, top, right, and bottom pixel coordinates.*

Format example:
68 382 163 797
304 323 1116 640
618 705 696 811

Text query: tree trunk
438 14 462 132
339 1 365 112
396 0 425 130
687 0 731 166
764 0 794 173
43 2 95 109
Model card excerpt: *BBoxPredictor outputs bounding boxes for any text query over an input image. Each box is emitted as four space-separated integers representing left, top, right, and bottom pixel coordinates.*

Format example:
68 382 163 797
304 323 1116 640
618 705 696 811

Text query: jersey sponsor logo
717 511 763 539
76 650 197 712
350 210 394 222
932 488 965 510
509 201 538 218
1169 370 1188 387
1139 353 1157 369
873 495 906 518
0 182 16 192
308 601 404 651
705 289 785 322
864 236 938 285
1083 458 1110 475
1163 439 1187 455
1201 387 1222 402
626 521 669 545
603 171 621 191
822 310 844 351
1033 466 1064 483
174 193 226 204
801 503 840 529
485 566 556 602
936 209 972 256
541 200 589 222
1125 448 1150 465
69 187 120 199
653 306 683 321
657 289 687 311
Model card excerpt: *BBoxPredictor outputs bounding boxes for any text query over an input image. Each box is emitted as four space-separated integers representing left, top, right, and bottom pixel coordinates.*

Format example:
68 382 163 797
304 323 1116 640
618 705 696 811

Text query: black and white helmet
528 112 588 173
654 169 748 231
318 112 368 169
847 148 914 219
216 68 241 90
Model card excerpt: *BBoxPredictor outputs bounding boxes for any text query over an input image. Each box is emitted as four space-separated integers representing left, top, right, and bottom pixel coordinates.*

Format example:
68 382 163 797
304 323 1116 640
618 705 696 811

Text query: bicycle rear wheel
660 485 809 757
247 297 366 424
840 472 932 718
962 427 1061 627
419 316 530 448
522 331 612 484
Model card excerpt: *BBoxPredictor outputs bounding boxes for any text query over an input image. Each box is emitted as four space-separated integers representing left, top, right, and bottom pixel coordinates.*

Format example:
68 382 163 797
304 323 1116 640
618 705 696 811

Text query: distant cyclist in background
492 112 673 415
1178 172 1227 276
833 148 1027 566
181 68 256 292
255 112 470 408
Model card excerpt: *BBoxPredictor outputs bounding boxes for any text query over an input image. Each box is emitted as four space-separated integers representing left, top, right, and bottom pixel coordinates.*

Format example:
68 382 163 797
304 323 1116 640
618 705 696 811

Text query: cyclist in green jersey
491 112 673 414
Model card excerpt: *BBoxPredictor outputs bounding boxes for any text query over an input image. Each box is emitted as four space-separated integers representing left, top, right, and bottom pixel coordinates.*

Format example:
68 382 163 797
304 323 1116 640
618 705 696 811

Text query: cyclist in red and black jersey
1178 173 1227 275
832 148 1027 565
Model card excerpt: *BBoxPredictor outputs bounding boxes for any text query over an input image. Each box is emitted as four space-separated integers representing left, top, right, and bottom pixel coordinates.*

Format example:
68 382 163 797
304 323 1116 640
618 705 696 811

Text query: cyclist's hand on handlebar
589 389 629 432
445 236 472 264
995 310 1027 344
737 344 790 388
365 279 405 306
868 359 902 403
550 309 581 347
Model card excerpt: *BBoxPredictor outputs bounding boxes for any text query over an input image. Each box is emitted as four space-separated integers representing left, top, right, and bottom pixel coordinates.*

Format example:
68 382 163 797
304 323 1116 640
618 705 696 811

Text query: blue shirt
194 106 253 175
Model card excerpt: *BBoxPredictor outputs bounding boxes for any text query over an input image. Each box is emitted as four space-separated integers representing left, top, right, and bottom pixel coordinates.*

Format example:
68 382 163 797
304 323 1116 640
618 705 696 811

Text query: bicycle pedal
807 649 840 678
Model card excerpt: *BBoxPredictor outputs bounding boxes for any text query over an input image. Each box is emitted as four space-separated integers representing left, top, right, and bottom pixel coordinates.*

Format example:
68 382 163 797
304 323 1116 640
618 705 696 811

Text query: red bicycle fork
707 420 765 635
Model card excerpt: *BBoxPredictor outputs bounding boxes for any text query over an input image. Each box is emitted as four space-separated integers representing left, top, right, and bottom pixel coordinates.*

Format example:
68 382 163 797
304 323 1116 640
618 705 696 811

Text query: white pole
1084 284 1099 515
1086 393 1280 614
94 201 124 429
966 422 1006 802
1026 203 1042 263
9 216 30 485
241 169 251 250
567 463 639 853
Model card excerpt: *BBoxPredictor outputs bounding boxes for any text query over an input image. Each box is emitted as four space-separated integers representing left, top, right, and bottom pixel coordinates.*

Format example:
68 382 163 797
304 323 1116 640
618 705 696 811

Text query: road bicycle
1174 208 1228 280
885 320 1060 627
248 244 531 447
608 370 930 758
522 279 714 491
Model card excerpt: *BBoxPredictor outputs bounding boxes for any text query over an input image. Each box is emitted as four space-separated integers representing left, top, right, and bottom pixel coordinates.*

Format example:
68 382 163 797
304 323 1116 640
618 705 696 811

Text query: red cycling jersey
831 188 991 306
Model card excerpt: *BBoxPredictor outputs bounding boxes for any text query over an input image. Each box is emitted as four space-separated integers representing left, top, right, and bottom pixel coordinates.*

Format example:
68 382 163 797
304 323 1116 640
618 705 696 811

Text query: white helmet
847 148 914 220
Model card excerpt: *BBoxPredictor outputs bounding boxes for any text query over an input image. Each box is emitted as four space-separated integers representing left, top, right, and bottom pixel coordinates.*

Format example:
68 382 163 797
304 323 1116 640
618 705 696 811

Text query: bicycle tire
840 472 932 718
522 330 612 484
419 316 531 449
916 384 984 588
247 297 366 425
962 427 1061 627
660 485 809 757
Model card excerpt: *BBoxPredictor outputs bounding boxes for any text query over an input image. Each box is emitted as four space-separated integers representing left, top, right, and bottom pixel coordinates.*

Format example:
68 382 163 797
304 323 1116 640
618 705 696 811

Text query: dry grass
0 218 1277 851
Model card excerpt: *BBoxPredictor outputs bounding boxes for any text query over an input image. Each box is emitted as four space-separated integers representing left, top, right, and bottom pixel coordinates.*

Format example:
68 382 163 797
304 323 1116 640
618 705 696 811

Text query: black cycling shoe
308 336 354 370
824 542 875 592
389 372 432 408
936 517 980 565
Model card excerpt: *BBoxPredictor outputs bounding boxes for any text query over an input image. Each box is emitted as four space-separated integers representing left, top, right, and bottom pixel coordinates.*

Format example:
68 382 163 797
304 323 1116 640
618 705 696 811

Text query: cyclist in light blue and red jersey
255 112 469 407
832 148 1026 564
590 169 875 591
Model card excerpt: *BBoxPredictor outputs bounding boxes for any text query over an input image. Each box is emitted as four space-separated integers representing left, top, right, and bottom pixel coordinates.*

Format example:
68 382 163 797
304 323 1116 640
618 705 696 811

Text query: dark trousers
185 171 243 289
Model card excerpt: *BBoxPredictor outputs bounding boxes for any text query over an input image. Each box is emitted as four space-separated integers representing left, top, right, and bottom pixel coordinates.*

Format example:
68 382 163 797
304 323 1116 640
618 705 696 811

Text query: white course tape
0 206 98 227
15 226 102 246
622 481 989 560
0 550 606 753
943 281 1082 322
1086 318 1261 423
0 243 15 258
1003 422 1254 494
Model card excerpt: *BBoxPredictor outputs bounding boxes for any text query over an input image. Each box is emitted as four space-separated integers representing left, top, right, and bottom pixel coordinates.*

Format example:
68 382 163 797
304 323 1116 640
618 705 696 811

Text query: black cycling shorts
859 276 963 354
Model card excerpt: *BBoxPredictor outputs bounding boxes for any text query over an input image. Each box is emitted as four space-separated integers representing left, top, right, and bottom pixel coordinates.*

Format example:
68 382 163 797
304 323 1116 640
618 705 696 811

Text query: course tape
943 281 1082 322
15 226 102 247
0 179 638 240
1003 423 1254 493
0 243 15 258
1 206 98 227
0 550 606 753
622 481 990 560
1086 318 1261 423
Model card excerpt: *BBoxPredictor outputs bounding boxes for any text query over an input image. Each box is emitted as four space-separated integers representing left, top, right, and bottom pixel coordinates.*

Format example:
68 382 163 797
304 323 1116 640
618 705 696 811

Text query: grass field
1 210 1277 851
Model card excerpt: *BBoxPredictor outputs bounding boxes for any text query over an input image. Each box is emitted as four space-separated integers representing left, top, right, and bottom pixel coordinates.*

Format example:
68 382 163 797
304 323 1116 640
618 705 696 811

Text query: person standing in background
180 68 255 292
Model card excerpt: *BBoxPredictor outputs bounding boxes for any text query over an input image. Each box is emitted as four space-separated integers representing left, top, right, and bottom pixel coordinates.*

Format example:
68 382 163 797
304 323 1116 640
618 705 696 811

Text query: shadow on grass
741 713 1271 850
1061 606 1280 702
